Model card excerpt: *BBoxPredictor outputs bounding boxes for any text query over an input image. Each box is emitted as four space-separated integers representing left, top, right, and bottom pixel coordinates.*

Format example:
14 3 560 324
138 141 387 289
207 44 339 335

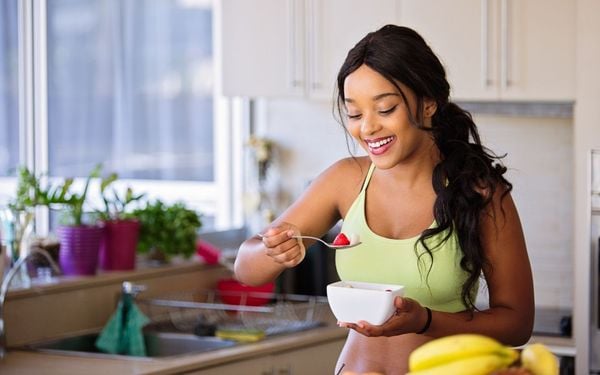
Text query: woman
234 25 534 374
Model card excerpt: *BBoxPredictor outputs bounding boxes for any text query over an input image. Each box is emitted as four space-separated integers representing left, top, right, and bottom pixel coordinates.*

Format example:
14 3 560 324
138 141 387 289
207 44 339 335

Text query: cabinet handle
500 0 510 88
307 0 321 92
481 0 491 87
287 0 301 89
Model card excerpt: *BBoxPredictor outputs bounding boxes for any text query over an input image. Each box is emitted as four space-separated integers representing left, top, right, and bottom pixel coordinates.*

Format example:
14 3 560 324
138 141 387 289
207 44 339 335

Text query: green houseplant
96 173 145 271
0 166 72 286
127 200 202 264
2 166 73 260
54 164 105 276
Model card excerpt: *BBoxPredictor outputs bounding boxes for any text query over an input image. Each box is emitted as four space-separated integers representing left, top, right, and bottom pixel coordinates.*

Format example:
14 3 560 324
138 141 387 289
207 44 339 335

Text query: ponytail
417 101 512 311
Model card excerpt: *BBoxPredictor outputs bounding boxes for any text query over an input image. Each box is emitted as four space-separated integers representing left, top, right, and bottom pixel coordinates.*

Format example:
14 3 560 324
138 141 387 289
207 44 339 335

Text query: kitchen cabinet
219 0 398 99
397 0 575 101
192 338 345 374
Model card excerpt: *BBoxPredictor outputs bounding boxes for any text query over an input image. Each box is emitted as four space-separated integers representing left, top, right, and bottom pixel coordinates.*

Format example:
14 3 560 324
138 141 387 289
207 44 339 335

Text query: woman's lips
365 136 395 156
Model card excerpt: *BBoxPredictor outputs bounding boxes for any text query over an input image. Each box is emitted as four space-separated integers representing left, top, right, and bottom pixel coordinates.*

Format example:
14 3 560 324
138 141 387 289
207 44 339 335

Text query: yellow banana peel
409 334 518 372
521 343 559 375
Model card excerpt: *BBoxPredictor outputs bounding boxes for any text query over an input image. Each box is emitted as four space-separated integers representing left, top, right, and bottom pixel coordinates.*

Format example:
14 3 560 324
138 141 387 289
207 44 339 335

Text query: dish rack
137 290 330 337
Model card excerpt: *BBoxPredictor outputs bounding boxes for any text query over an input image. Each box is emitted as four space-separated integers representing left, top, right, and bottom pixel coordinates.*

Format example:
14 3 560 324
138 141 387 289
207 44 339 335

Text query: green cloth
95 295 150 356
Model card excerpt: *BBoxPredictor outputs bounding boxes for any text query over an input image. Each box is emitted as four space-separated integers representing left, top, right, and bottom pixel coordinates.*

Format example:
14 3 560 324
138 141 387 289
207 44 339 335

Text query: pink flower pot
58 225 104 276
99 219 140 271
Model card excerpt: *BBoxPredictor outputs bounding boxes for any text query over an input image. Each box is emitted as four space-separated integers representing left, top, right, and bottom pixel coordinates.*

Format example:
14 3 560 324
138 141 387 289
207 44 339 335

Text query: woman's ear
423 99 438 118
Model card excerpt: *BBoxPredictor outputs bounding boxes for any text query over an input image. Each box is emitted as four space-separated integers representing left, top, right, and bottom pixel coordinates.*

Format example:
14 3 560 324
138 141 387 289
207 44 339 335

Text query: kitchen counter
0 324 347 374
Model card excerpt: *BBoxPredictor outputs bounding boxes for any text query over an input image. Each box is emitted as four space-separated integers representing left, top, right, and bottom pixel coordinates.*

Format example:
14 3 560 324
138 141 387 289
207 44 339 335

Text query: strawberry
332 233 350 246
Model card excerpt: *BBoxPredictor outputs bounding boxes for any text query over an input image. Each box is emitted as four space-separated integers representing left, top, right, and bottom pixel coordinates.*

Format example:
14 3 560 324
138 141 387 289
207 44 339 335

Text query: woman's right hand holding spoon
258 224 306 268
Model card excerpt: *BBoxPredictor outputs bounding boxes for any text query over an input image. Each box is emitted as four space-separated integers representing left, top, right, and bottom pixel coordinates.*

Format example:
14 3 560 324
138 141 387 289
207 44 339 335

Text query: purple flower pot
99 219 140 271
58 225 104 276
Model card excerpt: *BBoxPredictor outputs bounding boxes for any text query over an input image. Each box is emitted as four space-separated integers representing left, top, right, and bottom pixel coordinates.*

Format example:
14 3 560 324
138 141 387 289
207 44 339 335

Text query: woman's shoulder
323 156 371 184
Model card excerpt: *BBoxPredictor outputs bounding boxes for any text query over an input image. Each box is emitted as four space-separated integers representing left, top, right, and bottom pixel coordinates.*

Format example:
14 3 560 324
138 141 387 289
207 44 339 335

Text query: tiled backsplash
261 98 573 310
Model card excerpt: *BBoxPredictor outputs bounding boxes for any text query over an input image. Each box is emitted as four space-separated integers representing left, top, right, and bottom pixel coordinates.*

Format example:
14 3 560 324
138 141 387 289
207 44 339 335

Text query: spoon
257 233 362 250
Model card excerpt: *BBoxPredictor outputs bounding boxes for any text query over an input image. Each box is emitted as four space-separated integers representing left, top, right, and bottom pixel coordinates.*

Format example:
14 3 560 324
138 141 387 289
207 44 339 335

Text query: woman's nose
360 113 379 135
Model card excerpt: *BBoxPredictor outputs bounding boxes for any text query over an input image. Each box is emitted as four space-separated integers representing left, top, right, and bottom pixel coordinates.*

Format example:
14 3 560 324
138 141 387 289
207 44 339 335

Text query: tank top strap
360 163 376 192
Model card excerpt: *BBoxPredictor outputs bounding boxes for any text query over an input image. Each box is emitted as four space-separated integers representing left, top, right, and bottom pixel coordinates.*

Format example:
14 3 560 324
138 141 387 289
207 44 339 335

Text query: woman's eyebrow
344 92 399 103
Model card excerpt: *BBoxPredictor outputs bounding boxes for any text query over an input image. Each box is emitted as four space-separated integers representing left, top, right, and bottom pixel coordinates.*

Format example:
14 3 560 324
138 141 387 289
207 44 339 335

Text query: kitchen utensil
257 233 361 250
326 281 404 325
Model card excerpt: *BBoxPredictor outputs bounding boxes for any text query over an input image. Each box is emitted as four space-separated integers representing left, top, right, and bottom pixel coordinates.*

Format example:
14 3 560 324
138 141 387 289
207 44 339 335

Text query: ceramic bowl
326 281 405 325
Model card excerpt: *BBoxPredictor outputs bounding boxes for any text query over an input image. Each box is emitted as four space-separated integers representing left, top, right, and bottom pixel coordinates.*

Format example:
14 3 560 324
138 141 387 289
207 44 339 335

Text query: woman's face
343 64 436 170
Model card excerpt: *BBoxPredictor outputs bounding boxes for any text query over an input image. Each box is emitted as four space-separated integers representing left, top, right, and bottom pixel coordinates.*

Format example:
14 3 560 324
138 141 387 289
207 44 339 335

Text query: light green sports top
336 163 476 313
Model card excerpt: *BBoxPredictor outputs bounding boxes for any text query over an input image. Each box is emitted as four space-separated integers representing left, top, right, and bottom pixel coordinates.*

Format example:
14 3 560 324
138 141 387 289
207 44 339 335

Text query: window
0 1 19 180
0 0 244 232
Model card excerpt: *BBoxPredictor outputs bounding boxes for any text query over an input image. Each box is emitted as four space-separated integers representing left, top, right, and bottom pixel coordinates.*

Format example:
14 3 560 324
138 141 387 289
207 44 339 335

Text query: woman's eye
379 105 397 115
347 113 362 120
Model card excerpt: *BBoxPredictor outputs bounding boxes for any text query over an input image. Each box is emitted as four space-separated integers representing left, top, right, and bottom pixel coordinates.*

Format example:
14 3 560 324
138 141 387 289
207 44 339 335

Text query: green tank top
336 163 476 313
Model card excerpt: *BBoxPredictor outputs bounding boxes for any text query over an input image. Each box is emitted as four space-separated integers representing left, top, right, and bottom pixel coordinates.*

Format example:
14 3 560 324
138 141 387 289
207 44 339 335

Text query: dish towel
95 293 150 356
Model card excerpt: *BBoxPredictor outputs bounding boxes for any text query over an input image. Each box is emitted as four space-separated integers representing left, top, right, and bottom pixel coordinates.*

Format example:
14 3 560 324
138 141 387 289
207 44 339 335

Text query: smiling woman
234 24 534 375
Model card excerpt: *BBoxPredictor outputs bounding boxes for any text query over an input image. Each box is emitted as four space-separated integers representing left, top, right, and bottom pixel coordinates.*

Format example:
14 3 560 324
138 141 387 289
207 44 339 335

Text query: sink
25 332 237 359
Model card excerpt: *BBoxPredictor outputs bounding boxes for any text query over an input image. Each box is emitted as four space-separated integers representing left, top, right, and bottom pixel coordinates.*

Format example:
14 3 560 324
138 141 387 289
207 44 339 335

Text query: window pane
47 0 214 181
0 1 19 176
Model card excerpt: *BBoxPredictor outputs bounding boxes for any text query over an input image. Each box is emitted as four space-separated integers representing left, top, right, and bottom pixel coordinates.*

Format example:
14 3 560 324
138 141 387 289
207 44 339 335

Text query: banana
408 334 518 372
521 343 559 375
406 353 514 375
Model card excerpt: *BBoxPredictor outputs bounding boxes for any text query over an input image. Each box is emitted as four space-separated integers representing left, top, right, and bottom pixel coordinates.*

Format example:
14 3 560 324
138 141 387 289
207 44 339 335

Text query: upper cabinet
219 0 399 99
398 0 575 102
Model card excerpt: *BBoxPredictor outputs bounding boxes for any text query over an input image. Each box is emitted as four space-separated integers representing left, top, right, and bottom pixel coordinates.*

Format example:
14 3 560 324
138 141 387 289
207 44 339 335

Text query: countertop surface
0 324 347 375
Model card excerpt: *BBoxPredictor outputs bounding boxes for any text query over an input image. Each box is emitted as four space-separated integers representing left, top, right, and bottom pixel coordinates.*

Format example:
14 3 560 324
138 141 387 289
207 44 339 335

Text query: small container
35 267 53 284
216 278 275 306
326 281 405 325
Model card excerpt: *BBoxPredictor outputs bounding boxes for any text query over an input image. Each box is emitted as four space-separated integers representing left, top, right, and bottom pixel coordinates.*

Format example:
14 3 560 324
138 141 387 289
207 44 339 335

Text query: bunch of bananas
407 334 559 375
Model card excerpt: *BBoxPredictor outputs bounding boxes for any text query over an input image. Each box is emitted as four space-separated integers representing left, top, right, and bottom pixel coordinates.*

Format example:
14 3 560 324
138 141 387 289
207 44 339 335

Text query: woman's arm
426 189 535 345
234 158 367 286
346 189 535 347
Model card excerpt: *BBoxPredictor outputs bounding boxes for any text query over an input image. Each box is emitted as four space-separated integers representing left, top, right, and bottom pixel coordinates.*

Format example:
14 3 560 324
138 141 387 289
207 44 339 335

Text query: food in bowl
326 281 404 325
332 232 360 246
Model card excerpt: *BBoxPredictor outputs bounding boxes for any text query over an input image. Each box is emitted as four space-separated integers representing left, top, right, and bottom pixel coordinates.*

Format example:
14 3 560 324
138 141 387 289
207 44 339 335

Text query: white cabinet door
189 339 345 374
399 0 499 101
307 0 400 100
220 0 305 97
271 339 345 374
219 0 399 99
398 0 575 102
500 0 575 101
190 356 271 375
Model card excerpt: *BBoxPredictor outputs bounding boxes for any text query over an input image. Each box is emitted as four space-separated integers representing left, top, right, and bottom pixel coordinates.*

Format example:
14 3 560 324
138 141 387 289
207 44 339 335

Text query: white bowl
326 281 405 325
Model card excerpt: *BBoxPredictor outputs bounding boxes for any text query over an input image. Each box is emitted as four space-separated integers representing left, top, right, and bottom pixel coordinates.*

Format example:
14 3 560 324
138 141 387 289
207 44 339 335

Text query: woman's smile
365 135 396 155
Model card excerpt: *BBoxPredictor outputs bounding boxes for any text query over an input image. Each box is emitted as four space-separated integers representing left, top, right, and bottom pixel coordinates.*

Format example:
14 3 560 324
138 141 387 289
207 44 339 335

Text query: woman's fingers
261 229 305 267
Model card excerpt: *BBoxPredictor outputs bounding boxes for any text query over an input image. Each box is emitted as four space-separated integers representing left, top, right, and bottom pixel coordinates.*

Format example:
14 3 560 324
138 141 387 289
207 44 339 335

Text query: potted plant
1 167 72 280
96 173 145 271
55 164 105 276
127 200 202 265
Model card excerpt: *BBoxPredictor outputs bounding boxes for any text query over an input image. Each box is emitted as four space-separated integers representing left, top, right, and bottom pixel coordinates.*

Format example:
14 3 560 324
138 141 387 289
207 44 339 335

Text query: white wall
260 98 573 309
477 115 573 309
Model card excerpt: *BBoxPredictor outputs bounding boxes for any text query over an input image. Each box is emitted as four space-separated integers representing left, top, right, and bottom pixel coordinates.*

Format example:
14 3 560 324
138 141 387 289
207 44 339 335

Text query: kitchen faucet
0 249 61 359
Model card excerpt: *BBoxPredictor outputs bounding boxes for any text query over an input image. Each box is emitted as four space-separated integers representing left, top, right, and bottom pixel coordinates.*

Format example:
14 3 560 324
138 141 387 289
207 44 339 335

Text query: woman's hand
339 297 430 337
259 223 306 268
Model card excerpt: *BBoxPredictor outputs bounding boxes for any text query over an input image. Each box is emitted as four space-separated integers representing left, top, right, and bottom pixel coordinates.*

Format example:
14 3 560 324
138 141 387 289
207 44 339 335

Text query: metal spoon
257 233 361 250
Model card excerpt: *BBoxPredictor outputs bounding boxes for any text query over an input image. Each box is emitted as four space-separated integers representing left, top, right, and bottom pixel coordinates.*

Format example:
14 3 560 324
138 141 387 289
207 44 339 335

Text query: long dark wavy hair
335 24 512 311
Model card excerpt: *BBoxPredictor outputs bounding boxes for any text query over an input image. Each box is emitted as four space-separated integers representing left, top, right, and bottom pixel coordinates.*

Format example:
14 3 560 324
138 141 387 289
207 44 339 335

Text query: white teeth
367 136 393 149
